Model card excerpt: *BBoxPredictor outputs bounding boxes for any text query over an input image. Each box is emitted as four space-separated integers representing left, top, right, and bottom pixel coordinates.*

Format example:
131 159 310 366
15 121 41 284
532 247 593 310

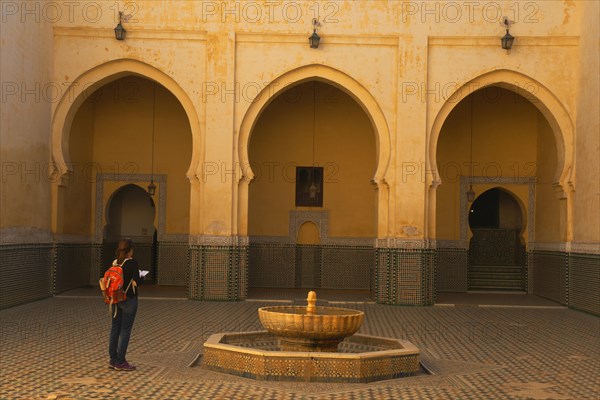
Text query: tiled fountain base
202 331 421 382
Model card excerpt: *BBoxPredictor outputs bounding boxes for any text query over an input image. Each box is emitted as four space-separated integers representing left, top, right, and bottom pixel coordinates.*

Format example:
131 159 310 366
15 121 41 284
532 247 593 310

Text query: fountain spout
307 290 317 314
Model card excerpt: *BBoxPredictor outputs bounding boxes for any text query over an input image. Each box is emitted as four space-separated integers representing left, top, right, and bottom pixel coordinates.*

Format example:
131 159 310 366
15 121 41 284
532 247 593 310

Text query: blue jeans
108 297 138 364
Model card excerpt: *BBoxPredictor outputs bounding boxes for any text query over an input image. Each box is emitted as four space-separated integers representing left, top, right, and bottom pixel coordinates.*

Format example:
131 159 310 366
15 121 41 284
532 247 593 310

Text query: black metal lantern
148 180 156 196
114 12 126 41
309 18 321 49
501 29 514 50
309 30 320 49
500 17 514 52
467 185 476 202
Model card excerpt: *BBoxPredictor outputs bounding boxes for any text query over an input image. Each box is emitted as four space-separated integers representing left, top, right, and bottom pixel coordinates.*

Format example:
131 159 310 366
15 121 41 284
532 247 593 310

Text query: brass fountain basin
258 291 364 352
258 305 364 352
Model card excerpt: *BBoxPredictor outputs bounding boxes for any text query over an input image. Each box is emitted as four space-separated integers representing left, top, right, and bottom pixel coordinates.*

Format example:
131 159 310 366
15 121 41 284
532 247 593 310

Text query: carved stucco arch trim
51 58 202 183
238 64 391 185
428 69 574 194
236 64 392 236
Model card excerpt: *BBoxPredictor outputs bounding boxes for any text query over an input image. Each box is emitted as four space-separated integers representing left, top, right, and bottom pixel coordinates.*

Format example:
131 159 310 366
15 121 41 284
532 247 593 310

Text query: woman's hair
115 239 134 265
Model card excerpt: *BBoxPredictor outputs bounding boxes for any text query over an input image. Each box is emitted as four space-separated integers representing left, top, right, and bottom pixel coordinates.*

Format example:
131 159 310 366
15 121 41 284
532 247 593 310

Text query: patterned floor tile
0 297 598 399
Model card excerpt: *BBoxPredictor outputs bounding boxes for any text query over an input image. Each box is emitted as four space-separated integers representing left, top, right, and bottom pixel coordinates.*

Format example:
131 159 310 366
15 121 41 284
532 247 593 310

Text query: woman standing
108 239 144 371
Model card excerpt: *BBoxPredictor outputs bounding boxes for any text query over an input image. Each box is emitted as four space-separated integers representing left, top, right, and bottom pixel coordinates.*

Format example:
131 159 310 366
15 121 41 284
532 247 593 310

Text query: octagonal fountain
202 291 421 382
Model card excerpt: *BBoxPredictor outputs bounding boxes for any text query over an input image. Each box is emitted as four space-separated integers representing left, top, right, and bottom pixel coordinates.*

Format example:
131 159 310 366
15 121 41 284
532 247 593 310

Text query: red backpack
99 258 136 316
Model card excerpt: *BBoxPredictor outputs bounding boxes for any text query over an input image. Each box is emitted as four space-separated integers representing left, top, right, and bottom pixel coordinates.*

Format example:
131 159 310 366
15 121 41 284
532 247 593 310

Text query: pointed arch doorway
103 184 158 283
468 188 526 291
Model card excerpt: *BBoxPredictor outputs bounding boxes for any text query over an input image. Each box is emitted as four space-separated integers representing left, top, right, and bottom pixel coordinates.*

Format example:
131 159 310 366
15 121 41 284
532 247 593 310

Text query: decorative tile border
375 238 436 249
529 242 568 253
0 227 53 245
53 234 93 244
436 240 466 250
190 235 249 246
568 242 600 255
250 235 374 247
248 235 290 244
529 242 600 255
326 237 376 246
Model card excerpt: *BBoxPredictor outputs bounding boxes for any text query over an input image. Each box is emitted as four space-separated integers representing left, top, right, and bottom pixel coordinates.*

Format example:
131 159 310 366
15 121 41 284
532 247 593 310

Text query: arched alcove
434 85 559 294
56 70 193 288
246 79 377 293
237 64 391 239
297 222 320 245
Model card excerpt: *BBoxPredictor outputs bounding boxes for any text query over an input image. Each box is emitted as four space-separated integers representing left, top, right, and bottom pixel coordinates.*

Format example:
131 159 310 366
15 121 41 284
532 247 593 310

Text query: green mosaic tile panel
436 249 468 292
157 242 188 286
54 243 93 293
249 244 296 288
0 244 53 309
188 246 247 301
569 253 600 315
375 249 434 306
531 251 567 305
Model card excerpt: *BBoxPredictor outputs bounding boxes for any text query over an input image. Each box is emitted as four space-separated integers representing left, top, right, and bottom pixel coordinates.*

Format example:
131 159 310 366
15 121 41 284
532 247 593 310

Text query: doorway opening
468 188 526 291
102 184 158 283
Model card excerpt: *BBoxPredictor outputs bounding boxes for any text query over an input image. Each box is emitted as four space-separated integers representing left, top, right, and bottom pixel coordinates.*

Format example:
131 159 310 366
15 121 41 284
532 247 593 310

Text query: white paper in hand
139 270 150 278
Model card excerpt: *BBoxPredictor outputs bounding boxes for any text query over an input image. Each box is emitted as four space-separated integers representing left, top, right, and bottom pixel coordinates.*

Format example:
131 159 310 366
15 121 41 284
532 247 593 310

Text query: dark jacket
120 259 144 298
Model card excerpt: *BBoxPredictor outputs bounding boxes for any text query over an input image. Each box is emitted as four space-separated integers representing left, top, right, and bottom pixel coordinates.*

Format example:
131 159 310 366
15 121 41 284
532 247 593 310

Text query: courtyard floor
0 290 598 399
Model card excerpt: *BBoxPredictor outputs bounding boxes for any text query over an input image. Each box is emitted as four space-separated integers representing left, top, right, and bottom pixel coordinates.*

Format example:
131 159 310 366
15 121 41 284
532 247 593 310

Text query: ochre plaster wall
0 15 53 242
248 82 376 238
63 100 94 235
534 114 561 243
573 0 600 244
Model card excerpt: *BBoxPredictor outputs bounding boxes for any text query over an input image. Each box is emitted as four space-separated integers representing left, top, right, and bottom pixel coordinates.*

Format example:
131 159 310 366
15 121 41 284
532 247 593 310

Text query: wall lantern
114 11 126 41
147 181 156 196
467 184 476 203
501 17 514 52
309 18 321 49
